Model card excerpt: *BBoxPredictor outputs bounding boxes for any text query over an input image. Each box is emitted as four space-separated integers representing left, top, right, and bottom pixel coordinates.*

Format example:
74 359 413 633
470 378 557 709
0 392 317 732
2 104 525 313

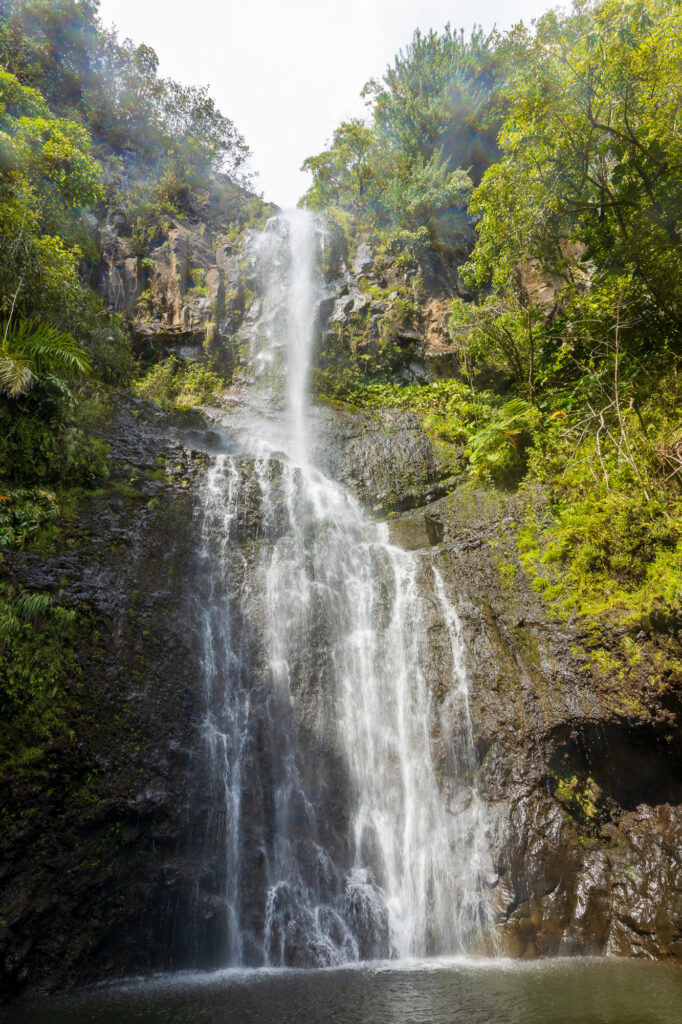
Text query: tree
301 26 498 252
0 0 100 113
364 24 504 184
466 0 682 338
0 0 252 184
383 154 472 253
302 119 378 214
0 69 103 330
450 293 542 401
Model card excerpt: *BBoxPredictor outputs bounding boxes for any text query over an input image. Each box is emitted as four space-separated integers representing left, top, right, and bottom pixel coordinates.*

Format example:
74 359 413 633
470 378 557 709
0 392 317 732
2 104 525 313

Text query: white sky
97 0 556 208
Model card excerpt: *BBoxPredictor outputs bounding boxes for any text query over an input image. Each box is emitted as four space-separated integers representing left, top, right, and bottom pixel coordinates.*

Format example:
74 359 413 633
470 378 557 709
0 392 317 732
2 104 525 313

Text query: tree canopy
301 25 503 255
0 67 102 331
0 0 251 190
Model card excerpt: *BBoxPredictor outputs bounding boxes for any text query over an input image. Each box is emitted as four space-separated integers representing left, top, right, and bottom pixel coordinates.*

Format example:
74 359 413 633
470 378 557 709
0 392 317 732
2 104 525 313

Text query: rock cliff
92 175 273 360
2 218 680 1005
1 401 215 998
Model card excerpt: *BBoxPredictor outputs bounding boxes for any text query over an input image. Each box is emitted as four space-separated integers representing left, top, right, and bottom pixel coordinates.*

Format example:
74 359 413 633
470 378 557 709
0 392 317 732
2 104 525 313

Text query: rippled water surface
4 958 681 1024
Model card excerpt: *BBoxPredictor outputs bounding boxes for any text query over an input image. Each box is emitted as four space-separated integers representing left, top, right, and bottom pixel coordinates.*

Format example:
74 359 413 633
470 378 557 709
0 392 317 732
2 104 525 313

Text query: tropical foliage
0 0 252 554
310 0 682 626
0 319 90 396
302 26 502 255
0 68 102 331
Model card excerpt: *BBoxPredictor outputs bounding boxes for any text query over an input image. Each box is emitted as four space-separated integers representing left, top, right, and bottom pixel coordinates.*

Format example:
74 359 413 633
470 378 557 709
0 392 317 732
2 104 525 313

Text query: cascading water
196 210 494 968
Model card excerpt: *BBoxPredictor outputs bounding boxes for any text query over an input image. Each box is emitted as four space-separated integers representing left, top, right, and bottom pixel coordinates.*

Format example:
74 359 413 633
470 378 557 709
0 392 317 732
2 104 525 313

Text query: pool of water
3 957 681 1024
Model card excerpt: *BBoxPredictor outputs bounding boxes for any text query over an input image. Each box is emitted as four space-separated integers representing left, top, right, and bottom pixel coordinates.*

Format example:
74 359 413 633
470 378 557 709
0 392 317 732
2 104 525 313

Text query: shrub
134 356 225 409
467 398 541 484
0 488 59 549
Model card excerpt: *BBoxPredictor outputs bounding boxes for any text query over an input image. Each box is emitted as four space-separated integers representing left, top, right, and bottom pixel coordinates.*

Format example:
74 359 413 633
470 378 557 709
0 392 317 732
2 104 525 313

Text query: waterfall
246 208 321 463
196 210 493 967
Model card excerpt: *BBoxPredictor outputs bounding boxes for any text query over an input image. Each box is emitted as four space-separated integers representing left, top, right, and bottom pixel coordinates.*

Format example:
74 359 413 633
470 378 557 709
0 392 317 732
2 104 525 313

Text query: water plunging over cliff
197 210 493 967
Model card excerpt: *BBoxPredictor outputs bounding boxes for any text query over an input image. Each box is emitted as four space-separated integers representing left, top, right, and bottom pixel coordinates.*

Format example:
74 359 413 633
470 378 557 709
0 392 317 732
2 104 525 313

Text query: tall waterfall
196 210 493 967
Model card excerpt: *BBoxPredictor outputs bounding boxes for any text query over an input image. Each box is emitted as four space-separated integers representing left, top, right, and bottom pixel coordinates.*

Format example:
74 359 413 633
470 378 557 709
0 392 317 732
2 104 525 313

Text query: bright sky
97 0 556 208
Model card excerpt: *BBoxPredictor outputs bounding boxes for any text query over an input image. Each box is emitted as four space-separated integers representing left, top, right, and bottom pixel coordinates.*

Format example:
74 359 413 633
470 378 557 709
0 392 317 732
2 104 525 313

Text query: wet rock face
404 480 682 962
194 404 682 967
488 786 682 959
0 401 218 1000
313 406 681 963
311 405 454 515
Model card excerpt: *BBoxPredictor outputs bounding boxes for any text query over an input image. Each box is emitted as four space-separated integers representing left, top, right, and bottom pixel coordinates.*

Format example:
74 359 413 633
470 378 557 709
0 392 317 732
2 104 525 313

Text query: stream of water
196 210 494 967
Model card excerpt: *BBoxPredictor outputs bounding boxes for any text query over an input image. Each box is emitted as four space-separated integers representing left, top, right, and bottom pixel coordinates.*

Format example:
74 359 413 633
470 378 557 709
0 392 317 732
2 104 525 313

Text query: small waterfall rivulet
196 210 494 967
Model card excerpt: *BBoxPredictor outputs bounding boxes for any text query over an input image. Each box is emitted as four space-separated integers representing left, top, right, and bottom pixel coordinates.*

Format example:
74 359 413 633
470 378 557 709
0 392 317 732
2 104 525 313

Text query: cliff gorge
2 215 681 1001
1 0 681 1005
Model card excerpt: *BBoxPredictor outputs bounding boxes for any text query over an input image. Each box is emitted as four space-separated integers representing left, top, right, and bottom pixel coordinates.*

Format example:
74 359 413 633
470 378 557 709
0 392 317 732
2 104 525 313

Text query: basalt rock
318 236 474 382
93 177 273 361
315 405 456 514
390 477 682 962
198 398 682 967
0 400 216 1001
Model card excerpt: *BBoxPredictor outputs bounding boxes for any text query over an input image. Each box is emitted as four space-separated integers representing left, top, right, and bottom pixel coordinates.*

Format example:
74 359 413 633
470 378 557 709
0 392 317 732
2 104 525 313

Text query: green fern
0 586 48 640
468 399 540 482
0 319 91 397
13 590 53 620
0 488 60 549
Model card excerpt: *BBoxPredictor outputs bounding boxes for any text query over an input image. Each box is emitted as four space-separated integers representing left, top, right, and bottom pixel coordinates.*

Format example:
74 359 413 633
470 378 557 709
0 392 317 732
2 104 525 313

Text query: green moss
556 774 598 819
495 552 518 592
517 480 682 661
0 585 99 805
553 769 603 835
187 267 209 295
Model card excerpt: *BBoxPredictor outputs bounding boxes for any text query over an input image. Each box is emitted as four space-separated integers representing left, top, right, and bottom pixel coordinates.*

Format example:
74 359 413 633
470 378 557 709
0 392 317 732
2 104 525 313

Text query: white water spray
249 209 321 463
198 210 494 965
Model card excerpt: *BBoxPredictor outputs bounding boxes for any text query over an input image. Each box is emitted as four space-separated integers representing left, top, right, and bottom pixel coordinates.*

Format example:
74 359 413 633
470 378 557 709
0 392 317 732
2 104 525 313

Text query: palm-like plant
0 319 91 397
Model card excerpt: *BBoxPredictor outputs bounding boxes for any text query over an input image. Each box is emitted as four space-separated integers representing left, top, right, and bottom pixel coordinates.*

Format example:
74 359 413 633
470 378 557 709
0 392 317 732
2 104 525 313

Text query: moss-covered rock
0 398 212 1000
409 473 682 960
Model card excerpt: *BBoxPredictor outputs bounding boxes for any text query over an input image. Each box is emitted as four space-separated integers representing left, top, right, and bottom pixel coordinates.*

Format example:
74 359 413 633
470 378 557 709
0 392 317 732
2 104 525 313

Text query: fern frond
0 354 33 396
0 319 90 395
14 590 52 620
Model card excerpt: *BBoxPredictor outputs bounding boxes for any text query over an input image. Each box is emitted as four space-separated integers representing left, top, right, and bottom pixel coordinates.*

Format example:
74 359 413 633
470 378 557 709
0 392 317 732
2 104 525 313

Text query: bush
134 356 225 409
467 398 541 484
0 582 81 767
0 379 110 487
0 488 59 549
